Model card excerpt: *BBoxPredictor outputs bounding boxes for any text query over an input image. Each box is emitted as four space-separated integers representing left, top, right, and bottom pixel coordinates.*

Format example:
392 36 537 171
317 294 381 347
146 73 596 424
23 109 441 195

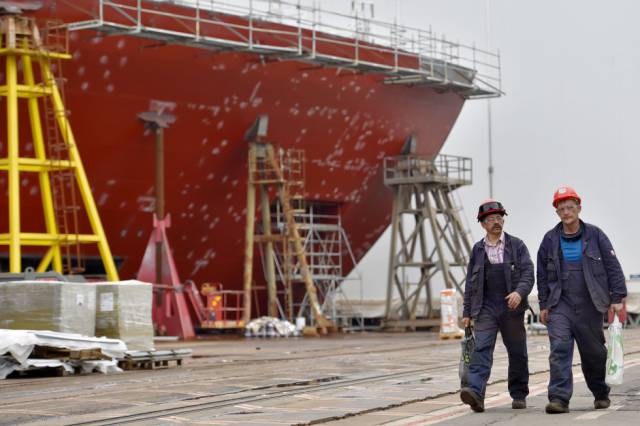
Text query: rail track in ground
64 360 462 425
6 333 638 426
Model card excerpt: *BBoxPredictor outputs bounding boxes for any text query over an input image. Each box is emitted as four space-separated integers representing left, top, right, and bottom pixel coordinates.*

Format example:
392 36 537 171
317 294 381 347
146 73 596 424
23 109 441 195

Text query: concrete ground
1 328 640 425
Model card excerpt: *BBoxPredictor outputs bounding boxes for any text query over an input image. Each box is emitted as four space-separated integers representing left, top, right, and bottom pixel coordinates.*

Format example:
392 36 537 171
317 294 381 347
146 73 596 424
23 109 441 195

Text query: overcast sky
340 0 640 299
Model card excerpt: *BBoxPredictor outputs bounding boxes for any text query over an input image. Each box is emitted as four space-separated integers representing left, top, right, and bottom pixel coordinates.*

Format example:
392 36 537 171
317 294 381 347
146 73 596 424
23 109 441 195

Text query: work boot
460 387 485 413
512 399 526 409
594 398 611 409
545 400 569 414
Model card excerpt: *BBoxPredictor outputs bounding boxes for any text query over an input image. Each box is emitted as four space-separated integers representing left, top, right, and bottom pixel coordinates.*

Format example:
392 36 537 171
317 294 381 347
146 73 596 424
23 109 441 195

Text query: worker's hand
463 317 471 328
540 309 549 325
611 303 623 313
505 291 522 309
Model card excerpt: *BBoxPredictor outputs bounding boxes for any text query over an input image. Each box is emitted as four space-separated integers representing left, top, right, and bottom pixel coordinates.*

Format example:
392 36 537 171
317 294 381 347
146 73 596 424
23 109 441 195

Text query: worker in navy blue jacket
537 186 627 414
460 199 534 413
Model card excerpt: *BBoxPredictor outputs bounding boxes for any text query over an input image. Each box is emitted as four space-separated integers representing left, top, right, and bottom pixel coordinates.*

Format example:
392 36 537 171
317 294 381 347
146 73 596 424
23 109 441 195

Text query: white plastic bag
605 313 624 385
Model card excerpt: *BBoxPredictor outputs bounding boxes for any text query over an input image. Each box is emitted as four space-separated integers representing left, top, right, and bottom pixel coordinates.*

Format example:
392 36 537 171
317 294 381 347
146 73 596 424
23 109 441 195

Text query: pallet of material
7 359 77 378
94 281 154 351
0 329 126 380
0 281 96 336
32 346 112 361
118 349 192 371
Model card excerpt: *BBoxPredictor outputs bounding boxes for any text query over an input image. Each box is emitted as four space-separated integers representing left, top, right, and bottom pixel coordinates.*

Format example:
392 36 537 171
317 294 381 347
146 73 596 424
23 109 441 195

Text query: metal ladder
41 22 84 274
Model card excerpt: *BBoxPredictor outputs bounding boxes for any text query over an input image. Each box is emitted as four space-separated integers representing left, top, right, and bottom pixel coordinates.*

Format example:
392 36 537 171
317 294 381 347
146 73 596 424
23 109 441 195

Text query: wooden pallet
438 330 464 340
32 346 112 361
117 350 191 371
118 357 184 371
300 325 342 336
12 365 75 378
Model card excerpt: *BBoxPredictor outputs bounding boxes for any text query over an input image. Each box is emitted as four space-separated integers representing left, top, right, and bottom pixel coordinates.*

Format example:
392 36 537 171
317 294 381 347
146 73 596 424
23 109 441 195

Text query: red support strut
137 214 196 339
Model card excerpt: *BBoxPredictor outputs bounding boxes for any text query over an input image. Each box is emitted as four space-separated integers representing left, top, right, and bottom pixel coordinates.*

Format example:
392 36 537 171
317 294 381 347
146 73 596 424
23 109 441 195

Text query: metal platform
61 0 502 99
383 149 473 328
383 154 472 188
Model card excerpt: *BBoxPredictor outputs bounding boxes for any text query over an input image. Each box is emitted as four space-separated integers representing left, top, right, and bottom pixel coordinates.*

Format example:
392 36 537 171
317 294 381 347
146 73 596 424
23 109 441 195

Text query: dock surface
2 330 640 425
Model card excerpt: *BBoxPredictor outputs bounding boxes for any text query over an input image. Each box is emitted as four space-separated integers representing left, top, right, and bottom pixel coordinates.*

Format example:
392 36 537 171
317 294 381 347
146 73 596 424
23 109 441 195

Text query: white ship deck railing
61 0 501 98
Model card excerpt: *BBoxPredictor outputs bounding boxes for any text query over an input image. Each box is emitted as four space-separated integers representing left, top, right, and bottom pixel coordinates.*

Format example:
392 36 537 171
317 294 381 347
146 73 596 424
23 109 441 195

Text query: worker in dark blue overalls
537 186 627 414
460 199 534 412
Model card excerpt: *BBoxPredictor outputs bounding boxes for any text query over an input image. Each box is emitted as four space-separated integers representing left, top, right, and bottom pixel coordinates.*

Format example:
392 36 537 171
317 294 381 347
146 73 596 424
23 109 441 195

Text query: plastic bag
605 313 624 385
459 325 475 387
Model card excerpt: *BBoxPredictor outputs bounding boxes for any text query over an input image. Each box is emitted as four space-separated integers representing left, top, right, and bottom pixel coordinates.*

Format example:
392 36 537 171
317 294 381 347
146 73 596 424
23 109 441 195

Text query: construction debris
0 329 126 379
245 316 299 338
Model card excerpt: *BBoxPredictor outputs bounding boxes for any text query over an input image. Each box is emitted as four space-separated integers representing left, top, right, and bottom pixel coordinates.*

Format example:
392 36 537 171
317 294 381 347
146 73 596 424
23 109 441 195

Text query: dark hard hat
477 198 507 222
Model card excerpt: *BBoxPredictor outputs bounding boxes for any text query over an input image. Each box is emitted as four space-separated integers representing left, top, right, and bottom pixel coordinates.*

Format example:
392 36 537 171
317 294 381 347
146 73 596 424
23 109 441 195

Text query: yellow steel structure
0 16 118 280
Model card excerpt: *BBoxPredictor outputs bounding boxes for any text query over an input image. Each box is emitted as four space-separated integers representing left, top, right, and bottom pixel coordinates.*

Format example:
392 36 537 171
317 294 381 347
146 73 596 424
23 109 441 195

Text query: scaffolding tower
383 138 472 329
268 203 363 329
0 14 118 280
242 115 335 331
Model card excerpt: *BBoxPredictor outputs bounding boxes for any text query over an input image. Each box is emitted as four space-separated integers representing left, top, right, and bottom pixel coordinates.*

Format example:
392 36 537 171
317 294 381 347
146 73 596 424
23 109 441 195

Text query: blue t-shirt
560 237 582 262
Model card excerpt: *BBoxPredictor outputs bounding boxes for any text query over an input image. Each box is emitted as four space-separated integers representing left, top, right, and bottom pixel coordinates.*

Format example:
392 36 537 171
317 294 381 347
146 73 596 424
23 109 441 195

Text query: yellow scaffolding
0 16 118 280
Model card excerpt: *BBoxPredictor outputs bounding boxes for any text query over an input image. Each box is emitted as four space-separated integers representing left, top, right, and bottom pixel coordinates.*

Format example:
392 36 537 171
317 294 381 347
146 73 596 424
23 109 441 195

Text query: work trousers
546 261 609 404
467 263 529 400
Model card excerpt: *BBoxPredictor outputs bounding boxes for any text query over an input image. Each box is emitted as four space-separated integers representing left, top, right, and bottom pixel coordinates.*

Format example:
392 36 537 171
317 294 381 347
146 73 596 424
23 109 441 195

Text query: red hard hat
477 198 507 222
552 186 581 208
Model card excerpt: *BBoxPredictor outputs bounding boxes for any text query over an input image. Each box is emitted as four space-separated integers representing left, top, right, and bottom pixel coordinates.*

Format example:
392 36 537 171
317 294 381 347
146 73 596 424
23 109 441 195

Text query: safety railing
61 0 502 98
200 282 245 327
384 154 472 187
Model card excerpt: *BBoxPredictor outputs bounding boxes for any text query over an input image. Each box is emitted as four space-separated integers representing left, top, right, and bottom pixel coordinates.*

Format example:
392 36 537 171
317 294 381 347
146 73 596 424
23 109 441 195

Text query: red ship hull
0 2 465 299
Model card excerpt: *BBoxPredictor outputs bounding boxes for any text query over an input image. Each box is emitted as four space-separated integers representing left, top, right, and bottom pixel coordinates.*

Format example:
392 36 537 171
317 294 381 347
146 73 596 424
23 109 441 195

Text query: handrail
61 0 502 97
384 154 473 186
